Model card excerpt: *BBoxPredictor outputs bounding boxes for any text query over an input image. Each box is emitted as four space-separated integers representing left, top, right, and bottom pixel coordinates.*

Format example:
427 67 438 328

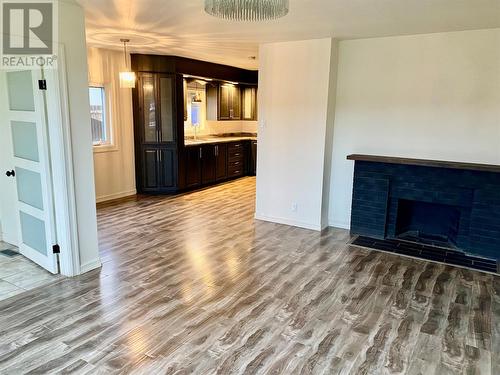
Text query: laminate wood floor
0 177 498 374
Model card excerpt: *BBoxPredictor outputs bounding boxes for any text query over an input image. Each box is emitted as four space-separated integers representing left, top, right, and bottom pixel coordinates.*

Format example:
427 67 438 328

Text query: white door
0 69 59 274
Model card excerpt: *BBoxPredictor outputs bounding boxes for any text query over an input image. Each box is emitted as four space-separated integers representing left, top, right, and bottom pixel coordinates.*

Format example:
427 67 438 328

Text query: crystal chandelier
205 0 289 21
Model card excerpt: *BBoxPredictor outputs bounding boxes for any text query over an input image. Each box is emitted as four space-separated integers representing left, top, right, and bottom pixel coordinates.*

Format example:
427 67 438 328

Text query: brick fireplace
348 155 500 262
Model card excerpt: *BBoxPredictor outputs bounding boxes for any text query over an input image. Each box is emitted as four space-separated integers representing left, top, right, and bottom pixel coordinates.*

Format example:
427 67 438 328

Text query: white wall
329 28 500 229
256 38 336 231
87 47 136 203
58 0 100 272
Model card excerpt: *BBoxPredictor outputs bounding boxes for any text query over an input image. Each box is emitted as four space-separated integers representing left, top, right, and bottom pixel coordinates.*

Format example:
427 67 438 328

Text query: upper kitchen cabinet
137 72 176 144
207 83 242 121
242 85 257 121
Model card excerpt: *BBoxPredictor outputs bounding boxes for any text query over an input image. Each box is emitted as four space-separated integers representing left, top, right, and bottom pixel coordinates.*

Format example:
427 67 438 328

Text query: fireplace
395 199 461 248
347 154 500 265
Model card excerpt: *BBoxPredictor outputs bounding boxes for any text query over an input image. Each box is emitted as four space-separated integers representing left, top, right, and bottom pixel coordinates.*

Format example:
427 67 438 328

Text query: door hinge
38 80 47 90
52 244 60 254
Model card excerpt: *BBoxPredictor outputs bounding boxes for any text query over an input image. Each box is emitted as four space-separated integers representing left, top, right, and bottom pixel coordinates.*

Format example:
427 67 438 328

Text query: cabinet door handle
199 148 202 159
215 145 218 156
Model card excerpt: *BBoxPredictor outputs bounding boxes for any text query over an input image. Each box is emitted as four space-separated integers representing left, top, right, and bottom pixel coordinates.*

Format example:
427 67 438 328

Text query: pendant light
119 39 136 88
205 0 289 21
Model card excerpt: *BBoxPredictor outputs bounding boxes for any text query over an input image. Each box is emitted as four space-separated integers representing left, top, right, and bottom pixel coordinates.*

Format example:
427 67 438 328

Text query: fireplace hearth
347 154 500 270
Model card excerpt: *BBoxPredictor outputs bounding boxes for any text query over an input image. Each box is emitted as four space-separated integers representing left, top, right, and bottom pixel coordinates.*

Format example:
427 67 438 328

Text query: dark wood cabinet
242 85 257 121
185 146 202 188
215 144 227 181
201 145 216 184
227 142 245 178
134 72 179 193
140 147 177 192
207 83 242 121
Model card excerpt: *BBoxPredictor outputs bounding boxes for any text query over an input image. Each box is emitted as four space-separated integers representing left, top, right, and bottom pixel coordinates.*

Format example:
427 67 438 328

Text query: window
89 86 111 146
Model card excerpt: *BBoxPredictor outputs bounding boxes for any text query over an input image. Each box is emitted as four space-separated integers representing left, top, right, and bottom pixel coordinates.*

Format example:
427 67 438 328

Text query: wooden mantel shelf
347 154 500 173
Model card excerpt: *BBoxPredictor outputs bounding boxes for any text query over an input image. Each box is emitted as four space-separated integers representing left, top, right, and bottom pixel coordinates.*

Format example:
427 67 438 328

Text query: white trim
80 258 102 274
96 189 136 203
255 213 322 231
328 219 350 230
51 46 81 277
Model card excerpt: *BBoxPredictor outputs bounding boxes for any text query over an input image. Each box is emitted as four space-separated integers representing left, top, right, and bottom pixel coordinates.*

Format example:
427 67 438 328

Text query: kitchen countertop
184 136 257 146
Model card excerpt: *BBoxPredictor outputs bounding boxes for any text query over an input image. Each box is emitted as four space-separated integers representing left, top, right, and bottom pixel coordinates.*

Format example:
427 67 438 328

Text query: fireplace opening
395 199 461 249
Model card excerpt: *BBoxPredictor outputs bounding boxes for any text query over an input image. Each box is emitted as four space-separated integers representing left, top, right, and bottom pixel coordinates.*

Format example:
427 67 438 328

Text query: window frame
88 83 117 153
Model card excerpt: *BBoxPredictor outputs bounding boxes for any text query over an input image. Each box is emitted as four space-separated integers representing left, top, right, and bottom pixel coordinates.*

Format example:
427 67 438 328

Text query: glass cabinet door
141 74 157 142
159 75 175 142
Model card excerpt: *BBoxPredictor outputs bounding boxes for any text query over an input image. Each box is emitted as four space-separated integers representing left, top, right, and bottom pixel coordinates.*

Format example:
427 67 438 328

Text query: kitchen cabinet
201 145 216 184
242 86 257 121
183 79 188 121
185 146 202 188
138 73 176 144
227 142 245 178
135 72 178 193
207 83 242 121
215 144 227 181
249 140 257 175
140 148 176 192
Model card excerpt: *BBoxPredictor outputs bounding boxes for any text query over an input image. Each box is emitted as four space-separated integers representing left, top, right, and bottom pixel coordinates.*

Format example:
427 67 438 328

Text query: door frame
44 45 82 276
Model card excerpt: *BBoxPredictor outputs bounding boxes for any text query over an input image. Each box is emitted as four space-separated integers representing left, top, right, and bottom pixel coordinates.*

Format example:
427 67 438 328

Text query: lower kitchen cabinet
185 146 202 188
215 144 227 181
201 145 216 184
227 142 245 178
141 147 177 192
182 140 255 191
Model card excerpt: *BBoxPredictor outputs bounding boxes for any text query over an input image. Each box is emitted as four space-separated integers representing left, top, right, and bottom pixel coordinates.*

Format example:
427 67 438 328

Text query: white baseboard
328 219 350 230
255 213 322 231
80 259 102 274
96 189 136 203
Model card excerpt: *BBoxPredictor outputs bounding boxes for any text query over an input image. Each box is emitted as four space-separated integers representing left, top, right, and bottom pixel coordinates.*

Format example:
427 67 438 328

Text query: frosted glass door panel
11 121 39 162
6 70 35 111
159 76 174 142
15 167 44 210
20 212 47 256
142 75 157 142
2 68 59 273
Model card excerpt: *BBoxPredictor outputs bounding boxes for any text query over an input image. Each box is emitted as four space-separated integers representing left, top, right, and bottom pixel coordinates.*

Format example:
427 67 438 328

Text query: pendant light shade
119 39 136 88
204 0 289 21
119 71 136 88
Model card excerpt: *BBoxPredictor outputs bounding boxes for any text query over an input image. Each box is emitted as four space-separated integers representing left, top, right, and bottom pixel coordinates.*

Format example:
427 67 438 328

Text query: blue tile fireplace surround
348 155 500 263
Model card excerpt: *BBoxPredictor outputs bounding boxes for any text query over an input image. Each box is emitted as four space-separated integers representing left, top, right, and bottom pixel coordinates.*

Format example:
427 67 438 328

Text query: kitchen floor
0 177 498 374
0 241 61 301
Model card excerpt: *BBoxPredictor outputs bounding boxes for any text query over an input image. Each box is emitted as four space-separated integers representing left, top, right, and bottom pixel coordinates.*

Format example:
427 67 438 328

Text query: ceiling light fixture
119 39 136 88
204 0 289 21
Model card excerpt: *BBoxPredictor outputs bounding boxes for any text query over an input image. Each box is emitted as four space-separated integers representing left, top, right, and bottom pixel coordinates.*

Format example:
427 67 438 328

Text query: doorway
0 68 62 298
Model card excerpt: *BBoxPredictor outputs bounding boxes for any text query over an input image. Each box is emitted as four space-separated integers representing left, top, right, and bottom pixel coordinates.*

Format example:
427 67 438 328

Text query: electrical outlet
291 203 298 212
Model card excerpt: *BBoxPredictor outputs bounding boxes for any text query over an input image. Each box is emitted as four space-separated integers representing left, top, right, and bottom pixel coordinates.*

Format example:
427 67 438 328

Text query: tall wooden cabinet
135 72 179 193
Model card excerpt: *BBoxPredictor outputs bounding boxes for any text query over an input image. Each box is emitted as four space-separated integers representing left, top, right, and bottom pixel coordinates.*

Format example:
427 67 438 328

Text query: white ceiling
79 0 500 70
